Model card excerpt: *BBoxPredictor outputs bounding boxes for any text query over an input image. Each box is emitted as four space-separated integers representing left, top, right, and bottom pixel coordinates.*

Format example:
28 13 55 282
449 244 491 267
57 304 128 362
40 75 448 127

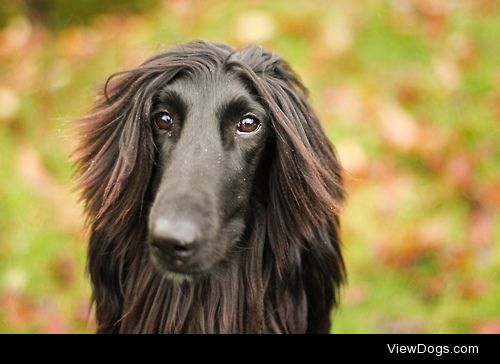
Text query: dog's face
147 70 270 280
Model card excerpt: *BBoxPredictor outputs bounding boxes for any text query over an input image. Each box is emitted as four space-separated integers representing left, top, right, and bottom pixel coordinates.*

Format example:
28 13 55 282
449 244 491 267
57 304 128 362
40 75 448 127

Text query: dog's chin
148 249 218 284
159 269 196 284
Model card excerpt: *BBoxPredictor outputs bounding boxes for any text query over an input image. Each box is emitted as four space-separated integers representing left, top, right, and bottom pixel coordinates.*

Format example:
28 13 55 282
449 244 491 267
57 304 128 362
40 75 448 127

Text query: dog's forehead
165 70 249 107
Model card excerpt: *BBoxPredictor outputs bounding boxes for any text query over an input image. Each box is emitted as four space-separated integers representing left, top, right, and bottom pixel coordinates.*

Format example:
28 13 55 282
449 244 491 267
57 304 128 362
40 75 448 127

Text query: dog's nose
150 218 200 262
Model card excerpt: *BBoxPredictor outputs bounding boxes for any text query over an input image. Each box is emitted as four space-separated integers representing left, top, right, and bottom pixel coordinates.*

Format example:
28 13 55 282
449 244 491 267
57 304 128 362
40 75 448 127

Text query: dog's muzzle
149 218 201 269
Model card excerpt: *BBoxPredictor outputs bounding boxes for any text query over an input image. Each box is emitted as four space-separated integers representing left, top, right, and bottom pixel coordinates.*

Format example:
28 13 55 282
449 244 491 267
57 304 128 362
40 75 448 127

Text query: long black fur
74 40 345 333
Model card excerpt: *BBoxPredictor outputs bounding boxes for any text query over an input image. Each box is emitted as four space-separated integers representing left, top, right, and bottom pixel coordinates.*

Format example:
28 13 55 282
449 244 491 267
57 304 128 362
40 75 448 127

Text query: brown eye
153 111 173 131
236 116 261 135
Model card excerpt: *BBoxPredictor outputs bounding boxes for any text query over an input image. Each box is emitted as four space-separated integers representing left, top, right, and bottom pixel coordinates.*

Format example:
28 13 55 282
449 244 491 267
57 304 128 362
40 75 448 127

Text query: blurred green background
0 0 499 333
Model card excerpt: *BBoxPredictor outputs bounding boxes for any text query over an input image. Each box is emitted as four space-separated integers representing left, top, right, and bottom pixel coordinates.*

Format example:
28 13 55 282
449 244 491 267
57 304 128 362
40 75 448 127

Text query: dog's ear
73 60 183 331
86 230 123 333
73 70 156 332
228 48 346 299
74 70 162 232
264 58 346 330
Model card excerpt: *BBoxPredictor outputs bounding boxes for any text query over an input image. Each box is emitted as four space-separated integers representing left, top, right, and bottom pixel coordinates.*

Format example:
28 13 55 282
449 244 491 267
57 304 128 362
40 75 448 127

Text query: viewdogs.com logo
387 344 479 357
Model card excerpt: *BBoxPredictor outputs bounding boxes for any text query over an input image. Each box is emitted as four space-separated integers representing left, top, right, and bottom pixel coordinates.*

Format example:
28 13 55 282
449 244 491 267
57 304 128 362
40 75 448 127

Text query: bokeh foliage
0 0 499 333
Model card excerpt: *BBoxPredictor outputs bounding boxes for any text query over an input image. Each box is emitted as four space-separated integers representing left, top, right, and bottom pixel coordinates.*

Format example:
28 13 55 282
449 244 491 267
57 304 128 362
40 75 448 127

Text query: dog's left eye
153 111 174 131
236 116 261 135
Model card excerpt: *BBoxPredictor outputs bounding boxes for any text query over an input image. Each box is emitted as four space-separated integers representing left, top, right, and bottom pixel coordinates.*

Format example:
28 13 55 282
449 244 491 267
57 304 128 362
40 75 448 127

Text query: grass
0 0 498 333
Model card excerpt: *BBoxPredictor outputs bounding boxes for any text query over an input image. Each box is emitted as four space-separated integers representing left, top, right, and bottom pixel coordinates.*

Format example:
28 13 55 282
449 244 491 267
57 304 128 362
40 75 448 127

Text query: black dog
74 40 345 333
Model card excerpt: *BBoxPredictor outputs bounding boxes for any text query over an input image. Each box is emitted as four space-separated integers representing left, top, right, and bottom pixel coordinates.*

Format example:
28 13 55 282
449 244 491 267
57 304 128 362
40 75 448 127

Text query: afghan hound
74 40 345 333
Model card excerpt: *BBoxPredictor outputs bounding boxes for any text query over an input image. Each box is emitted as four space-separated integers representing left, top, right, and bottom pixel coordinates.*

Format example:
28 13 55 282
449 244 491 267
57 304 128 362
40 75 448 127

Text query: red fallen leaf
459 279 489 300
377 100 421 152
469 205 494 249
17 146 84 233
43 320 70 334
416 216 450 246
56 26 101 59
493 93 500 124
371 231 390 250
76 302 94 328
481 180 500 208
373 236 408 268
375 172 414 219
394 75 421 104
424 276 447 300
375 229 443 270
38 311 71 334
167 0 195 18
344 284 368 305
472 0 499 13
474 319 500 334
409 0 456 38
322 85 364 125
316 15 354 59
2 292 37 327
409 0 457 17
432 57 460 93
449 33 476 69
51 253 77 288
336 139 367 178
18 146 59 198
445 152 474 193
445 246 473 271
418 123 453 171
377 317 426 333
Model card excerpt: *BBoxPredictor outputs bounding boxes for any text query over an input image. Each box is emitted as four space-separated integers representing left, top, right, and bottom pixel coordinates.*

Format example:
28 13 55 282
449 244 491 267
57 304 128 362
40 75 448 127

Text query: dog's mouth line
148 246 211 277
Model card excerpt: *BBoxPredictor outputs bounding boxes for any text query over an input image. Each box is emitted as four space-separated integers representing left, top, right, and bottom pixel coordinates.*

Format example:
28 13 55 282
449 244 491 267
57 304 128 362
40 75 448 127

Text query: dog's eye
153 111 174 131
236 116 261 135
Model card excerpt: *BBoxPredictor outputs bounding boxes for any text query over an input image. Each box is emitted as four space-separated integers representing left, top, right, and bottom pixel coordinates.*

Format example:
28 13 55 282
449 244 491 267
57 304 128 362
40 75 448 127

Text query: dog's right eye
236 116 261 135
153 111 174 132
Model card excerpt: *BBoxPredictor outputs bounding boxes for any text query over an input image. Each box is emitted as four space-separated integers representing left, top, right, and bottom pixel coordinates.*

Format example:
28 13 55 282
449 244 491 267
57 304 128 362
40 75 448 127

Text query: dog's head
76 41 344 282
147 65 272 279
